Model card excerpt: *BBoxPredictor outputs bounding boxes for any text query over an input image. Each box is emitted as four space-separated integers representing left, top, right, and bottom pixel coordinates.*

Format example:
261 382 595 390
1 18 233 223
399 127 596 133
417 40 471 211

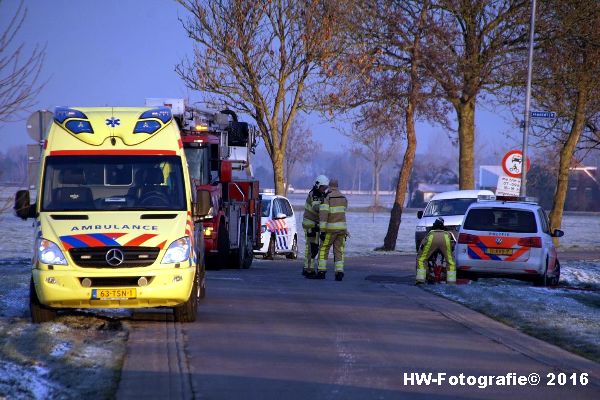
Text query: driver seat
137 168 168 201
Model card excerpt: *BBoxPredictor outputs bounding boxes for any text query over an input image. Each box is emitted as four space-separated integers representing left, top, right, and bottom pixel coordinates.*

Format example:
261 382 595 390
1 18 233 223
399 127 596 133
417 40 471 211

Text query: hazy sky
0 0 524 161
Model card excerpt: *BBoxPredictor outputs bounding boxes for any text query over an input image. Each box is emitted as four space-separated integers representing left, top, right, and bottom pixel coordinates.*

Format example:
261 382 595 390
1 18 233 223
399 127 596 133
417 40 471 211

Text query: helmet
432 217 445 230
315 174 330 186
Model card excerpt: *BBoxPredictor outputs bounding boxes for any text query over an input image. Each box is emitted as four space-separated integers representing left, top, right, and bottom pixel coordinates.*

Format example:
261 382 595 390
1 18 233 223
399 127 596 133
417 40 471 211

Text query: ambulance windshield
41 155 186 211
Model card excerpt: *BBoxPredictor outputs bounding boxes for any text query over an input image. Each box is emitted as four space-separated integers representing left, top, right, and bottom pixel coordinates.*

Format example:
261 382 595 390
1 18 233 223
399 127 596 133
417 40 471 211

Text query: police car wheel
265 235 276 260
286 236 298 259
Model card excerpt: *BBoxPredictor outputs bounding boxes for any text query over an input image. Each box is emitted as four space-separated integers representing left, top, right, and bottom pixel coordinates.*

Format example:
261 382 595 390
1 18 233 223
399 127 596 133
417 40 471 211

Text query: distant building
565 167 600 211
479 165 504 191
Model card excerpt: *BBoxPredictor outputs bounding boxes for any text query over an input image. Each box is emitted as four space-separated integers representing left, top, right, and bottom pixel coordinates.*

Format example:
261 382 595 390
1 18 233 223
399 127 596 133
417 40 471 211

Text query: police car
254 192 298 259
455 196 564 285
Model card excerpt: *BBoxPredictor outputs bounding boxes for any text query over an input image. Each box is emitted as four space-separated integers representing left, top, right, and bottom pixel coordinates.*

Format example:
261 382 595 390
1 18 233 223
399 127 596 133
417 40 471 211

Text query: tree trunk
381 106 417 251
272 151 286 195
374 161 381 207
456 99 476 189
549 84 589 240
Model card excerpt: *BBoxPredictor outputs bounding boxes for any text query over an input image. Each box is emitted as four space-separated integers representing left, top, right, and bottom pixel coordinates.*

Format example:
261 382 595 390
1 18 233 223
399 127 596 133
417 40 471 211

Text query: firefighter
416 217 456 284
317 179 348 281
302 174 330 277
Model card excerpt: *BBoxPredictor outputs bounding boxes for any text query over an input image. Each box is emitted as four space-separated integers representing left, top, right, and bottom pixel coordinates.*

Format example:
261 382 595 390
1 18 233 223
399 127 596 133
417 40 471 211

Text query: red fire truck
146 98 261 269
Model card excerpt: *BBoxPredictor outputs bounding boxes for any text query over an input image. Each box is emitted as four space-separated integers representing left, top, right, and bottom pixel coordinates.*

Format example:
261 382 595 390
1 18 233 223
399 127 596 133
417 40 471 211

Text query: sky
0 0 524 162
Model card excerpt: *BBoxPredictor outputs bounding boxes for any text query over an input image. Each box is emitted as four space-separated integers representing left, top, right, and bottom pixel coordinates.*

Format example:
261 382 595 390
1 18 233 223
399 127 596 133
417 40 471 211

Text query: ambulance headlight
161 237 190 264
37 238 67 265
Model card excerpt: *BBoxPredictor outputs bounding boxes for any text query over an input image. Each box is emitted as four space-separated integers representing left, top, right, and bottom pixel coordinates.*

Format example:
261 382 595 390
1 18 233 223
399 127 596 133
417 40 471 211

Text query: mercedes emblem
105 248 125 266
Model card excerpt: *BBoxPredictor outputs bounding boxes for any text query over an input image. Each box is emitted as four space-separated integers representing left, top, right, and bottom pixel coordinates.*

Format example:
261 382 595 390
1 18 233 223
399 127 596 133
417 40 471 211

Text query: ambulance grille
69 246 160 268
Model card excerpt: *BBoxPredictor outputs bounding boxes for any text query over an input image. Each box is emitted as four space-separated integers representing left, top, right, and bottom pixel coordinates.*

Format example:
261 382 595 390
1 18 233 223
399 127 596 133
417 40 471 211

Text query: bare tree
346 106 402 207
526 0 600 233
0 0 45 123
322 0 449 250
176 0 342 194
284 118 321 195
423 0 528 189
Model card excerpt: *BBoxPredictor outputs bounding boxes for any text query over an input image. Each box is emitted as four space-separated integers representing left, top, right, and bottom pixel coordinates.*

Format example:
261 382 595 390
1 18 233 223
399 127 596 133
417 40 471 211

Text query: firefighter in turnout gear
302 175 329 277
416 217 456 284
317 179 348 281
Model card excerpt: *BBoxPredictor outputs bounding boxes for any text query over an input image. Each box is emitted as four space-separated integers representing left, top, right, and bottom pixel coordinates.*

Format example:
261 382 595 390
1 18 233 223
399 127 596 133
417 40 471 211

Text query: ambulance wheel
265 235 276 260
199 263 206 299
174 269 199 322
30 278 56 323
286 236 298 259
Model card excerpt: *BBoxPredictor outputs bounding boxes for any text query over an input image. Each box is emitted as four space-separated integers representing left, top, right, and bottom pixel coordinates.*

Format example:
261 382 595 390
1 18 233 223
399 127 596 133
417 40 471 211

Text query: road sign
26 110 53 142
502 150 531 178
496 176 521 196
530 111 556 118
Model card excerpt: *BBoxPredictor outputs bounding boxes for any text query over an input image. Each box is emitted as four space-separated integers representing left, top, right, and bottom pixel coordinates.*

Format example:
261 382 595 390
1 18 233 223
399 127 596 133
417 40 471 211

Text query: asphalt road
117 253 600 399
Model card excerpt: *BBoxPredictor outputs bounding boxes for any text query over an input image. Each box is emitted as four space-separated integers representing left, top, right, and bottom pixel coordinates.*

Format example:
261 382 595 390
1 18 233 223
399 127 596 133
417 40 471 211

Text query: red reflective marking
157 240 167 250
479 236 519 248
458 266 471 270
178 138 183 148
49 150 176 156
123 233 157 246
62 242 73 250
524 269 537 274
469 244 490 260
506 246 528 261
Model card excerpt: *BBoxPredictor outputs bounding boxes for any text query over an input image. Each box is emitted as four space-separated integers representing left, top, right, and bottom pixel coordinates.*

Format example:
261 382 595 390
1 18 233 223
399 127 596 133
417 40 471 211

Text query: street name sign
530 111 556 118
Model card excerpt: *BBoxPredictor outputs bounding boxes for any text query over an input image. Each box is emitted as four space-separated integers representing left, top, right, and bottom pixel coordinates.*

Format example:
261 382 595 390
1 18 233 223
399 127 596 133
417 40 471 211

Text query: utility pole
520 0 537 196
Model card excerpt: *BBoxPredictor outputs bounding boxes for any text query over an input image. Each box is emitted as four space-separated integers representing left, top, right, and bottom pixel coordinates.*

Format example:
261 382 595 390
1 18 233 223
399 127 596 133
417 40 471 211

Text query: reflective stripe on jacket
319 188 347 232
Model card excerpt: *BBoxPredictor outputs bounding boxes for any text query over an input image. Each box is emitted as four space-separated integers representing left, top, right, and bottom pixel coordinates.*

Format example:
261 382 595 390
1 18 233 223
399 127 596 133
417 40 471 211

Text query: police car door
272 198 289 251
281 197 296 249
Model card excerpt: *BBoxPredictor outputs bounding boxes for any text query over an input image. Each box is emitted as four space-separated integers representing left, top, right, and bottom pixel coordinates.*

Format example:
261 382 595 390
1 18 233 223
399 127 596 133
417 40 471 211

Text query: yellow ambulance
15 106 210 322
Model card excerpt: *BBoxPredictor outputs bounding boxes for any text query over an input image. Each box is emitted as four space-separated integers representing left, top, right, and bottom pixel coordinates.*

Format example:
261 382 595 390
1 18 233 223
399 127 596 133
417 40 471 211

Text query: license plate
486 248 513 256
92 288 136 300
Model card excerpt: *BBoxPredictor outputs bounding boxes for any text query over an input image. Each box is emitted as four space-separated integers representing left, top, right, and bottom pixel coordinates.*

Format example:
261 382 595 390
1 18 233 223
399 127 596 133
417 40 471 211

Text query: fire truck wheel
265 235 276 260
286 235 298 259
217 222 230 266
242 231 253 269
30 278 57 323
173 269 199 322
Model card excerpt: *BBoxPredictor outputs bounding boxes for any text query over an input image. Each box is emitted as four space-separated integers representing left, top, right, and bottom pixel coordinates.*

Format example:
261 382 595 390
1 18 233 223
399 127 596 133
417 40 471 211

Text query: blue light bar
133 120 161 134
54 107 89 124
139 107 172 124
65 120 94 134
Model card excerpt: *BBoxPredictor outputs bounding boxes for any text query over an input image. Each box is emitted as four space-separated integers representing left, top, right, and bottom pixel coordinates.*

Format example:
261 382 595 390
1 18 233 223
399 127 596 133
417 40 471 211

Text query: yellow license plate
92 288 137 300
486 248 513 256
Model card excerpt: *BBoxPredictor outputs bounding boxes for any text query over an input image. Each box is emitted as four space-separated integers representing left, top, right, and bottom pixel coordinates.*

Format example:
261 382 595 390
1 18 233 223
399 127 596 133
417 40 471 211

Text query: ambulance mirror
417 210 423 219
14 190 36 220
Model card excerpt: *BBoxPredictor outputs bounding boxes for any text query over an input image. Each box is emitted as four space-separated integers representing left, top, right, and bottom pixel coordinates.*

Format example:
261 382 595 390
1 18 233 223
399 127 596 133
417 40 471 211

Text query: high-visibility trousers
304 229 320 271
318 232 346 272
416 232 456 283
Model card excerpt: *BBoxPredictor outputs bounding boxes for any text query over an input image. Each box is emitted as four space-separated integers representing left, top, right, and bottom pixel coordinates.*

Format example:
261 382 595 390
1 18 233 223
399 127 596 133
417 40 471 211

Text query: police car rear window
463 208 537 233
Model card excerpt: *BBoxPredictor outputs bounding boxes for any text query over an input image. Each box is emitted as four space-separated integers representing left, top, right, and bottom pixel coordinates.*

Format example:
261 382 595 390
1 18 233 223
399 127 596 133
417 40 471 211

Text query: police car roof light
477 194 496 201
495 195 538 203
262 189 275 194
